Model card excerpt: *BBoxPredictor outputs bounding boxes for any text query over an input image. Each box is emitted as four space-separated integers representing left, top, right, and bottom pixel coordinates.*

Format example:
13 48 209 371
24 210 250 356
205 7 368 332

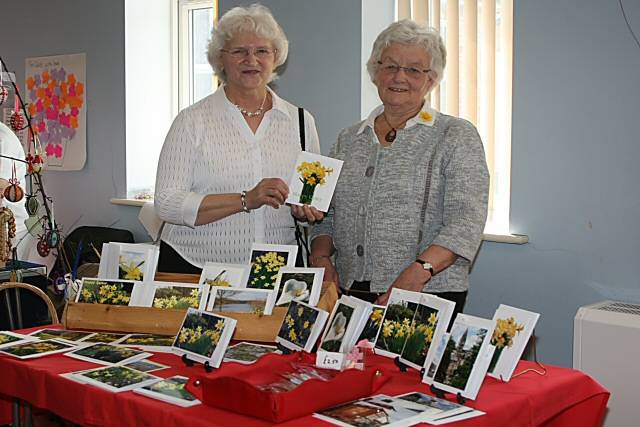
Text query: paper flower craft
276 279 309 305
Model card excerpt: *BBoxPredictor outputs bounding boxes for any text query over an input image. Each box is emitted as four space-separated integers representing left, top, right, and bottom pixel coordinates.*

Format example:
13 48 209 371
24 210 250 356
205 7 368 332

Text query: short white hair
207 4 289 83
366 20 446 85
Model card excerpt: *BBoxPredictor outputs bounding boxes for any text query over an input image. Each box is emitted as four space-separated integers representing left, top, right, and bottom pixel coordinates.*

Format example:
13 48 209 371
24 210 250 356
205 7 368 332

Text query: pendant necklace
235 92 268 118
380 113 399 143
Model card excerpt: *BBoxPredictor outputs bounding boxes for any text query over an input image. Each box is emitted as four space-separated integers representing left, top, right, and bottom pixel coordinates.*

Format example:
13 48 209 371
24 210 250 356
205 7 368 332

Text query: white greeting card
276 300 329 353
286 151 343 212
199 262 250 288
207 286 277 315
75 278 146 306
141 281 209 311
133 376 201 407
274 267 324 307
373 288 424 359
246 243 297 289
98 242 159 282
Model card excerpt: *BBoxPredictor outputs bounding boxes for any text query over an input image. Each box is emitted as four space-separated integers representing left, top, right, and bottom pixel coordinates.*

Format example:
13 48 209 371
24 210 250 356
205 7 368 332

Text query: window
396 0 513 236
124 0 215 200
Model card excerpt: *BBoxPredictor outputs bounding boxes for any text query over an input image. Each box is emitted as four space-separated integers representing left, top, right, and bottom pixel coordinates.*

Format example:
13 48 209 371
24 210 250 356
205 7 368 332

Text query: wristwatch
415 259 435 276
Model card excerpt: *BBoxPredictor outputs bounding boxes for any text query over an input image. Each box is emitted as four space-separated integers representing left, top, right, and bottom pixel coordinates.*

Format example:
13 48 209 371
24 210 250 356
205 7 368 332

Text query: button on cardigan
155 86 320 267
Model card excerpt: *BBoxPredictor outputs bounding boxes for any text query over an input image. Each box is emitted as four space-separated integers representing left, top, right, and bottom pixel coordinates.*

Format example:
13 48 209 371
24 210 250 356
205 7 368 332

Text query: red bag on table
198 352 389 423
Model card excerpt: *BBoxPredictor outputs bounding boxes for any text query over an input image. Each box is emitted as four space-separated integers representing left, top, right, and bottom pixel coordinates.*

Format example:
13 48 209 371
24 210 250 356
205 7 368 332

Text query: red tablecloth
0 326 608 427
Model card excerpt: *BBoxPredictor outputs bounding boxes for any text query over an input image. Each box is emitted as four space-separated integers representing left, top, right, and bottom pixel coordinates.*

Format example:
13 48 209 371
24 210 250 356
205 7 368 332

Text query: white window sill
110 199 529 244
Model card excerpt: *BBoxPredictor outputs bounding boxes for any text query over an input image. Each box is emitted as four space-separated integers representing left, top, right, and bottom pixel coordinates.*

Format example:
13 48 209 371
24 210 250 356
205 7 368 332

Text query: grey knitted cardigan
311 110 489 293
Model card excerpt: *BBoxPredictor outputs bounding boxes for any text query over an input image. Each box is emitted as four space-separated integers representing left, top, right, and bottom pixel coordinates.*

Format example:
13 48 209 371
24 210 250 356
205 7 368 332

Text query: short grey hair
366 20 446 85
207 4 289 83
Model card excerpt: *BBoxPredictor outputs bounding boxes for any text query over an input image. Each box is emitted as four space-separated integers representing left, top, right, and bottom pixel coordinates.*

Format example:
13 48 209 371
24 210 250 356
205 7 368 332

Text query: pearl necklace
235 92 268 118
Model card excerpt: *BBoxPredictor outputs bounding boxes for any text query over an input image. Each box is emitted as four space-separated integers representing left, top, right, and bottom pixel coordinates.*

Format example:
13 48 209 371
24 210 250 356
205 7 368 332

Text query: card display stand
62 272 338 343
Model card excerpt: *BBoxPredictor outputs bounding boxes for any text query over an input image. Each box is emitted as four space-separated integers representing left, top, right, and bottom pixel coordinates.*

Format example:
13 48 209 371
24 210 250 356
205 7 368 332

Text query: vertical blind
397 0 513 234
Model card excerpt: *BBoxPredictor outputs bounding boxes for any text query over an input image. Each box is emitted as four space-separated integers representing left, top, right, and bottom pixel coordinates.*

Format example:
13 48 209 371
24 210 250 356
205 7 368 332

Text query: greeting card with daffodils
488 304 540 382
246 243 297 290
199 262 250 289
98 242 159 282
276 300 328 353
75 278 147 307
286 152 343 212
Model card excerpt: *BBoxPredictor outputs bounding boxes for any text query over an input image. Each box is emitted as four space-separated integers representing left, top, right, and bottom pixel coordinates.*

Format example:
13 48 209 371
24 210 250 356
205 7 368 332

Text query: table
0 326 609 427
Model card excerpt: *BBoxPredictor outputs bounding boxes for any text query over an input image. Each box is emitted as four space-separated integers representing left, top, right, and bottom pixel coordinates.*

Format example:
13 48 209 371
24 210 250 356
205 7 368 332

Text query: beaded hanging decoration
0 71 7 105
0 207 16 265
9 95 25 131
3 162 24 202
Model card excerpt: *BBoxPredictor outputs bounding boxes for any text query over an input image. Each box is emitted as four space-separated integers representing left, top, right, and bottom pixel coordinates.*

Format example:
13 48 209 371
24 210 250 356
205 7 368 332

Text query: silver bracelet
240 190 251 213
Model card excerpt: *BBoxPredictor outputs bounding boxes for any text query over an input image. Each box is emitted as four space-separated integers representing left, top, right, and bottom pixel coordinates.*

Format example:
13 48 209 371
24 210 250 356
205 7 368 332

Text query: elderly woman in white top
310 21 489 318
155 5 323 272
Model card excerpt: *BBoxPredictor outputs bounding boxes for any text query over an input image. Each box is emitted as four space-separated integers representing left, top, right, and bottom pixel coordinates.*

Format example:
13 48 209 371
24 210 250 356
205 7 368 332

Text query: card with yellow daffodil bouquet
246 243 298 289
487 304 539 382
286 152 343 212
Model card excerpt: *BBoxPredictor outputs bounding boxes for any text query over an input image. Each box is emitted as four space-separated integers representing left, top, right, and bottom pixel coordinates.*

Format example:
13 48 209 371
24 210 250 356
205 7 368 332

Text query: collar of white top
357 103 438 135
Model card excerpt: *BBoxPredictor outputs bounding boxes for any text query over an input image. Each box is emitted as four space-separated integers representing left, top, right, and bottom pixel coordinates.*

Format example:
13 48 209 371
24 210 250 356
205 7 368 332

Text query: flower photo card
142 281 209 310
82 332 130 344
0 331 36 349
75 278 146 306
69 365 159 393
65 342 151 365
373 288 423 358
319 296 372 354
98 242 159 282
274 267 324 307
223 342 280 364
286 151 343 212
246 243 297 289
355 305 386 345
117 333 176 353
28 328 96 344
0 339 76 359
276 300 329 353
423 333 450 384
207 286 277 315
488 304 540 381
123 359 169 373
133 375 201 407
431 314 496 400
172 308 236 368
399 294 455 372
199 262 250 288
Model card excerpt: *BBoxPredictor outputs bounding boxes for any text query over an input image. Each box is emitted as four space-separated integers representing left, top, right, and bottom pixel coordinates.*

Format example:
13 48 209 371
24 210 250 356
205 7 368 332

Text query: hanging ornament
37 236 50 257
3 162 24 202
9 95 25 131
0 207 16 265
25 195 39 216
26 133 45 174
0 71 8 106
47 229 59 247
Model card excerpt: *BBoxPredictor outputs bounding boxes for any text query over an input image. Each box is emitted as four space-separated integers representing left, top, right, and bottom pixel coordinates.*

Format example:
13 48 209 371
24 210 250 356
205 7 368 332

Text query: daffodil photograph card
246 243 297 289
28 328 96 344
431 314 496 400
373 288 423 359
276 300 329 353
286 151 343 212
65 342 151 365
223 342 280 364
98 242 159 282
274 267 324 307
117 333 177 353
133 375 201 407
69 365 159 393
487 304 540 381
206 286 277 315
123 358 169 373
75 278 145 306
82 332 130 344
399 294 455 372
356 305 386 345
172 308 237 367
199 262 250 288
142 281 209 310
0 331 36 349
0 339 76 359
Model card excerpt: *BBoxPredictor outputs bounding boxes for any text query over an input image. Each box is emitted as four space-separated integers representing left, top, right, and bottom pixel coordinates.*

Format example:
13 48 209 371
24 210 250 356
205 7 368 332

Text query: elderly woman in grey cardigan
310 20 489 316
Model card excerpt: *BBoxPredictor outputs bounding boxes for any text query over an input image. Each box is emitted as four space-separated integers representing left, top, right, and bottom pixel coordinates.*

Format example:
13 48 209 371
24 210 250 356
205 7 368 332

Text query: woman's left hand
291 204 325 224
375 262 431 305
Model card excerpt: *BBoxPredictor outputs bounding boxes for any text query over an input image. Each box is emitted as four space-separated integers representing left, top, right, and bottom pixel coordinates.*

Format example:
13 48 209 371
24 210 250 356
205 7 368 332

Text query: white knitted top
154 85 320 267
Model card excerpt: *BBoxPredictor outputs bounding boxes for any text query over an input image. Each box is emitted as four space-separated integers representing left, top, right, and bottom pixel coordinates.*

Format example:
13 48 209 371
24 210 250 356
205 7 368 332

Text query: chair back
0 281 59 325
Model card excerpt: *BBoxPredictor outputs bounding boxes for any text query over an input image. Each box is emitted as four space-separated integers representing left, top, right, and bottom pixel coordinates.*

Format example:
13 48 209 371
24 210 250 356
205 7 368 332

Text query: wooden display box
62 272 338 343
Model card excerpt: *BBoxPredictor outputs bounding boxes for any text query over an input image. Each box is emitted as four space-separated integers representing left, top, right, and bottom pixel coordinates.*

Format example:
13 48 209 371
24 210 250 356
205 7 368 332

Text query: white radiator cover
574 300 640 427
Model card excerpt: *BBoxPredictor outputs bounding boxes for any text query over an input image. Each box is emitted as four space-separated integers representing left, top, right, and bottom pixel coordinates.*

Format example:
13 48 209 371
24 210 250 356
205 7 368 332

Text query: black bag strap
294 107 310 266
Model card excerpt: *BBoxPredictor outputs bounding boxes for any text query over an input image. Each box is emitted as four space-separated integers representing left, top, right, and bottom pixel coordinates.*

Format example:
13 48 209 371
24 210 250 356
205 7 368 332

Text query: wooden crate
63 273 338 343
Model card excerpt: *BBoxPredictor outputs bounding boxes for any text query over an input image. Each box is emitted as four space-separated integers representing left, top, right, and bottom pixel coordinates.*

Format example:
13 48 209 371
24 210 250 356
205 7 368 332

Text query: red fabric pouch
198 352 389 423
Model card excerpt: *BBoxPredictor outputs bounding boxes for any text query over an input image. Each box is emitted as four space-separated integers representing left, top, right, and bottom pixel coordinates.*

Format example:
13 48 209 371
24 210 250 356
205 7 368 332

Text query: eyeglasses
222 47 276 59
377 61 430 79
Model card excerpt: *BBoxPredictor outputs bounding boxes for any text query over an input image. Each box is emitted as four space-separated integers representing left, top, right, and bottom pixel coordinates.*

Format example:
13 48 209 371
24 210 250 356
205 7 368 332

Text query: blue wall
1 0 639 366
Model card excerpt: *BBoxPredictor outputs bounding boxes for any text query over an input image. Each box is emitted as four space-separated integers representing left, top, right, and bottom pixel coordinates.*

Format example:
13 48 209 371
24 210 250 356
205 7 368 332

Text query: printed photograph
123 359 169 373
320 303 354 352
118 250 146 281
67 343 148 365
316 394 425 427
396 392 462 412
224 342 279 364
374 296 419 355
246 243 297 289
30 329 95 342
434 324 489 390
77 366 157 391
137 376 198 403
208 288 271 315
0 339 75 359
399 304 440 368
356 306 385 344
426 333 450 380
83 332 129 344
0 331 31 348
152 286 203 309
275 268 323 307
286 152 344 212
199 262 249 288
76 279 134 305
277 301 320 350
174 310 227 358
118 334 175 348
